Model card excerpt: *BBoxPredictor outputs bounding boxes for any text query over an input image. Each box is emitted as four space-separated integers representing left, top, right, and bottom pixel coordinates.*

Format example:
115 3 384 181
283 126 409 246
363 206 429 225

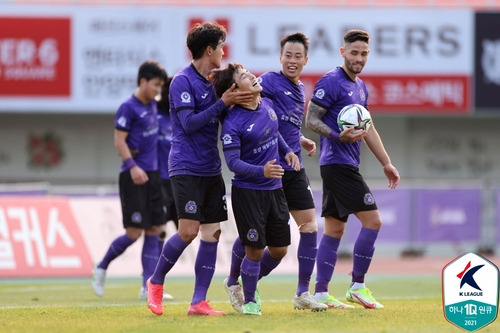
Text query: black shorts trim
282 169 315 211
170 174 227 223
119 171 166 229
231 186 290 248
320 164 377 221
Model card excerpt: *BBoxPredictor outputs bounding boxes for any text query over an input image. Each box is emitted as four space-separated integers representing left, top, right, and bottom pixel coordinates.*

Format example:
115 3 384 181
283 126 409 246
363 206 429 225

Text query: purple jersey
259 71 305 170
310 67 369 167
168 64 227 177
221 97 292 190
157 109 172 180
115 95 158 172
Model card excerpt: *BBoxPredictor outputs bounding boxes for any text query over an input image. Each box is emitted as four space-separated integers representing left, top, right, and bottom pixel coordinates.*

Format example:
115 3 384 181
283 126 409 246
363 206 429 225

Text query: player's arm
299 134 316 157
278 132 300 171
305 101 364 143
363 122 400 189
114 129 148 185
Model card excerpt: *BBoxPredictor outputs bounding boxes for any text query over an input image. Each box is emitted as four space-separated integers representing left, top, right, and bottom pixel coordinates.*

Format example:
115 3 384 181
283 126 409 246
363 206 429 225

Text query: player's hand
339 127 367 143
285 152 300 171
221 83 253 107
263 159 285 178
300 136 316 157
130 166 149 185
383 164 400 189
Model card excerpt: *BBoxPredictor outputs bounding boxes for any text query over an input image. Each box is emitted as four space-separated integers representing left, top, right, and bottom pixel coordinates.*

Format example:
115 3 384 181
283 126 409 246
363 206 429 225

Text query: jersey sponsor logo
181 91 191 103
246 124 255 132
348 91 354 96
284 91 292 95
222 133 232 145
201 93 208 99
314 88 325 99
246 229 259 242
184 200 197 214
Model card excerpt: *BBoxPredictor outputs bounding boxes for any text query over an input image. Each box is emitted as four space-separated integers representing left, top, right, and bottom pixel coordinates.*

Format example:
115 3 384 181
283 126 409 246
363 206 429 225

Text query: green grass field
1 274 498 333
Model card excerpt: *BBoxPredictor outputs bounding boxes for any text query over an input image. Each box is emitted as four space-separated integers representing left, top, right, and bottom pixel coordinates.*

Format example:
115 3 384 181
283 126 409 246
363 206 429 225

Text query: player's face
142 77 164 102
233 67 262 94
280 41 308 83
209 40 225 69
341 41 370 76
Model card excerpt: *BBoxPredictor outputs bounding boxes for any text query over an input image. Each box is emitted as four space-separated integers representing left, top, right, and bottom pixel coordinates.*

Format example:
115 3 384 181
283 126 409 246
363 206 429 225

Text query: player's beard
346 61 364 75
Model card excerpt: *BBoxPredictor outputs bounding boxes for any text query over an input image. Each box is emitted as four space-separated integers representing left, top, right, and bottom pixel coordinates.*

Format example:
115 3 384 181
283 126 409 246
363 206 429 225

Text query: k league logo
442 252 499 332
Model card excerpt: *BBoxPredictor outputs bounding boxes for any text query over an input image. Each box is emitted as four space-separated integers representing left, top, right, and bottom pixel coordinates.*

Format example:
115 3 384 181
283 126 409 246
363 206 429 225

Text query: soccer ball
337 104 371 133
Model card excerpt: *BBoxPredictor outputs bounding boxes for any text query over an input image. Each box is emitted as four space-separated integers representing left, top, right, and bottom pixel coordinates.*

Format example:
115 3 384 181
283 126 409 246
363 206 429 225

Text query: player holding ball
305 29 400 309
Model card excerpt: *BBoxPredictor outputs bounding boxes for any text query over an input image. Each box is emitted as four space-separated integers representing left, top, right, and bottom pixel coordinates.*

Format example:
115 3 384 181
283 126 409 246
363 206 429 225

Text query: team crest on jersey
131 212 142 224
222 133 232 145
363 193 375 205
185 200 197 214
247 229 259 242
359 89 366 102
268 108 277 121
314 88 325 99
181 91 191 103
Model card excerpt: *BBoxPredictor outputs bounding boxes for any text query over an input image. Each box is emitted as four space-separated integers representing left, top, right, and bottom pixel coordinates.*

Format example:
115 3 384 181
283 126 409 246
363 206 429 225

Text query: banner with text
0 6 472 114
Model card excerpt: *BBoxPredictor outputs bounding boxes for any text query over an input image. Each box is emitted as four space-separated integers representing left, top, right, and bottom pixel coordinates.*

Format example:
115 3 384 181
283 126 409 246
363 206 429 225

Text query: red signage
300 74 470 114
0 197 93 277
0 17 71 97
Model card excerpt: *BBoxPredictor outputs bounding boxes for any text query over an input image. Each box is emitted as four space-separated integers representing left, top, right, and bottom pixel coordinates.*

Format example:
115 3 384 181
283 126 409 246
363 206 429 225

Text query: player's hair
209 62 243 98
344 29 370 45
280 32 309 56
187 22 227 60
157 76 173 113
137 59 167 86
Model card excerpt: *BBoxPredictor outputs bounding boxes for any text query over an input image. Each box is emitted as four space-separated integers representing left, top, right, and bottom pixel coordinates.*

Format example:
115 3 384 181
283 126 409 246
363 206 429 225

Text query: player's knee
297 220 318 233
158 230 167 241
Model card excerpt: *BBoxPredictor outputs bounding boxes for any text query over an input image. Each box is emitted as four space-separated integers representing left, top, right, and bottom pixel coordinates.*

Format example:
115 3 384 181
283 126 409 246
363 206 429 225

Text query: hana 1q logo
442 252 499 332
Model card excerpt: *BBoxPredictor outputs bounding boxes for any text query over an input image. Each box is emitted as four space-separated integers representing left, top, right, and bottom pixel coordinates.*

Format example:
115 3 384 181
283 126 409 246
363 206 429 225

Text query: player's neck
192 59 213 80
341 64 358 81
133 88 149 105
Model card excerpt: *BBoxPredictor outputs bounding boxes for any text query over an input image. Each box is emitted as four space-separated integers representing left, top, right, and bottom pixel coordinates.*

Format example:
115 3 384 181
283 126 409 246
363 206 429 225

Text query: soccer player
146 22 252 316
137 79 177 301
222 32 327 312
212 63 300 315
92 60 168 299
305 29 400 309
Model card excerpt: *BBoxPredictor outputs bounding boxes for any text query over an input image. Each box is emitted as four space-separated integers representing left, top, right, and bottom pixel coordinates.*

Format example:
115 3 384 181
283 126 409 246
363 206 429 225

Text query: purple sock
241 257 260 304
296 232 317 296
352 227 378 283
259 249 281 279
191 240 218 305
150 233 189 285
142 235 159 288
98 234 134 269
158 238 165 254
314 234 340 294
228 237 245 286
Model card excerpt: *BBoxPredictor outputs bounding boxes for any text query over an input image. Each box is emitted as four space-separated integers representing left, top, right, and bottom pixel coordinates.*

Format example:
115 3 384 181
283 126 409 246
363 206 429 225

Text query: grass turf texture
1 274 498 333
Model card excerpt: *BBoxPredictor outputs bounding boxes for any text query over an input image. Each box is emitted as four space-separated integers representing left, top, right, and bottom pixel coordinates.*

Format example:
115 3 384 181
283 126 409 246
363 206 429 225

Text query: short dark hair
209 62 243 98
137 59 167 86
344 29 370 45
186 22 227 60
280 32 309 56
157 77 173 112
